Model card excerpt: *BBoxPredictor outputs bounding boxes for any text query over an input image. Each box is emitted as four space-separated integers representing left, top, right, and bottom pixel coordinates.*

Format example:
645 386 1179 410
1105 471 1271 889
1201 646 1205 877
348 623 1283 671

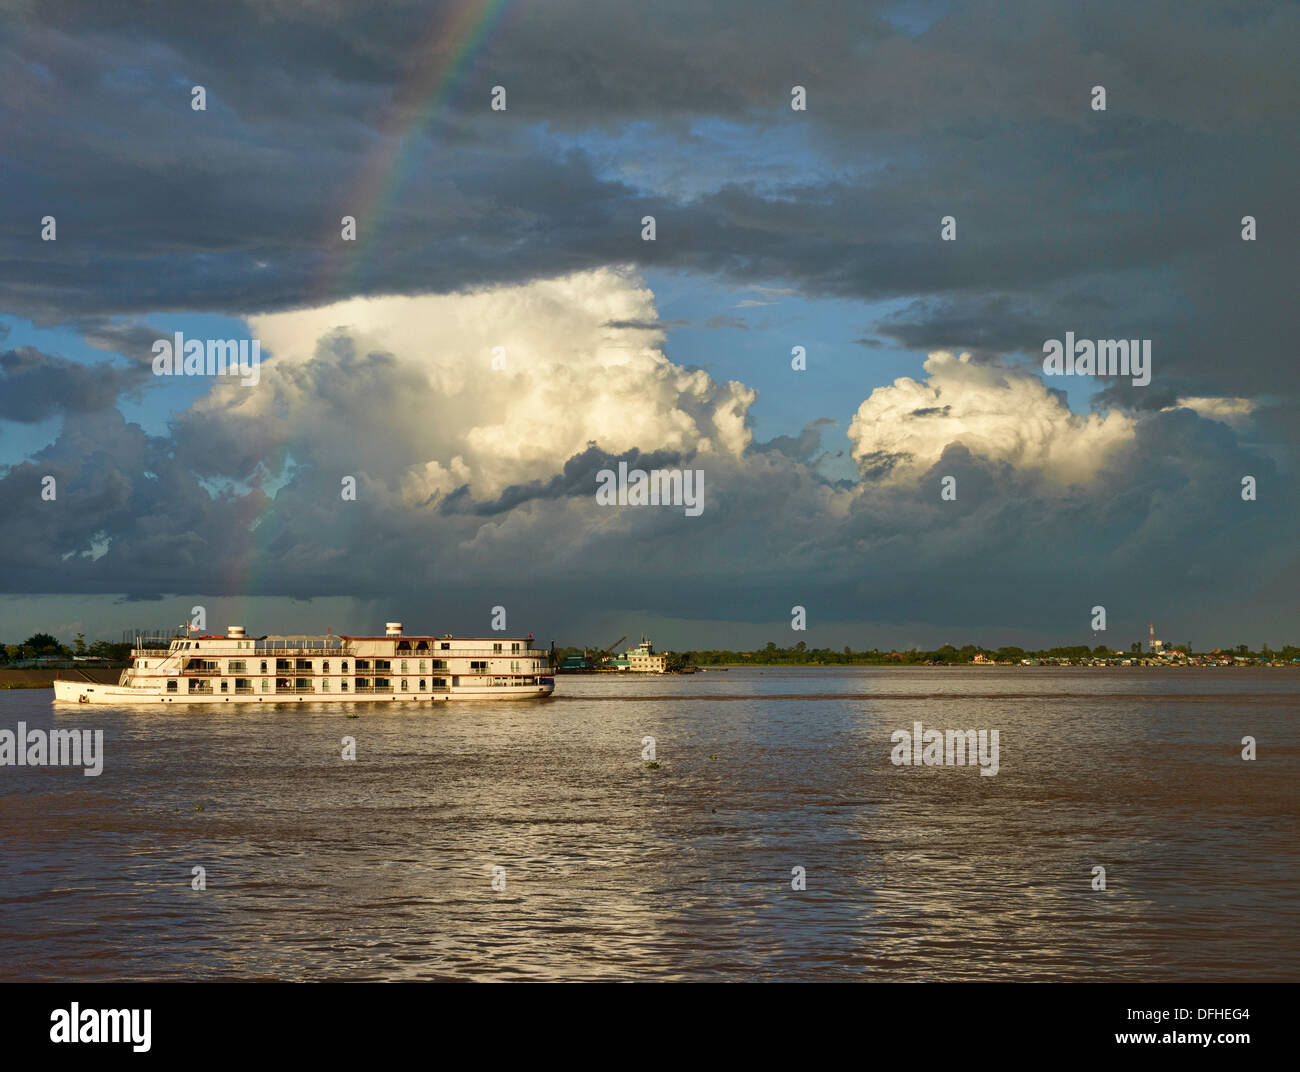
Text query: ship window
261 679 269 691
419 679 426 690
166 680 177 692
400 660 408 672
342 661 349 672
418 660 426 672
260 661 268 673
400 679 408 691
221 680 228 692
322 661 329 672
512 643 520 653
433 678 446 688
341 680 348 692
321 679 329 691
440 643 450 650
493 643 502 653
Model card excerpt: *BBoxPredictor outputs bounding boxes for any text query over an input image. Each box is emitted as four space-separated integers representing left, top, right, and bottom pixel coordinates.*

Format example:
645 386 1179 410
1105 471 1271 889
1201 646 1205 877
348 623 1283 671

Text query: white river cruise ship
53 623 555 705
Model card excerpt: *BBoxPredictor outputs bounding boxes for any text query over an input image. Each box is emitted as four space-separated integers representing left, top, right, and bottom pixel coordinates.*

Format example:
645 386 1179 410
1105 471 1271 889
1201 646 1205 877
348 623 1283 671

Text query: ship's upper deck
133 627 545 661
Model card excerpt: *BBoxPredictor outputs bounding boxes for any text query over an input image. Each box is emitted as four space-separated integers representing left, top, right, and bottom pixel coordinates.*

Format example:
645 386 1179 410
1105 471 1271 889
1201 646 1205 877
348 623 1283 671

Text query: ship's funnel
385 622 404 636
227 626 246 638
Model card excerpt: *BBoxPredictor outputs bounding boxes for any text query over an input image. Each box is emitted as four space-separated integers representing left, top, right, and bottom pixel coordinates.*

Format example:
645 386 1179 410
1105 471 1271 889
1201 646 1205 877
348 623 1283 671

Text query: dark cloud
437 443 693 516
0 0 1292 409
0 346 146 421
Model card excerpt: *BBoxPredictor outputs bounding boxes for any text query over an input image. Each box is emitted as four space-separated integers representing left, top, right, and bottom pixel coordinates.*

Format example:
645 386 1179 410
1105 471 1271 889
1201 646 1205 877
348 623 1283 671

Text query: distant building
624 637 667 673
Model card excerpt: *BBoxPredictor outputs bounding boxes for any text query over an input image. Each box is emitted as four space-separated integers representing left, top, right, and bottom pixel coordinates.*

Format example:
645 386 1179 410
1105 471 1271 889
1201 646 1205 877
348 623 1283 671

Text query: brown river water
0 667 1296 981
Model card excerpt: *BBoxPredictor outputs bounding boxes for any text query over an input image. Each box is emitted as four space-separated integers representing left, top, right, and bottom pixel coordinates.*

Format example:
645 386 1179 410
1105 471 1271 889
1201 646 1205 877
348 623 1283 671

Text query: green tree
22 633 62 656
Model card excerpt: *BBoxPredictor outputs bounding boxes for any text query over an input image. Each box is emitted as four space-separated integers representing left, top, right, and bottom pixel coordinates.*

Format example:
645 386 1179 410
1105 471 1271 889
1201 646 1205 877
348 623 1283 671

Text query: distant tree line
683 642 1300 665
1 633 133 663
552 640 1298 666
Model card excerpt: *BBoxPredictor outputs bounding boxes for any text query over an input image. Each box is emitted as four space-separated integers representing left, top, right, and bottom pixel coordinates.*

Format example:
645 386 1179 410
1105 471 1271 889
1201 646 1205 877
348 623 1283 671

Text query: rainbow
230 2 514 600
320 0 515 300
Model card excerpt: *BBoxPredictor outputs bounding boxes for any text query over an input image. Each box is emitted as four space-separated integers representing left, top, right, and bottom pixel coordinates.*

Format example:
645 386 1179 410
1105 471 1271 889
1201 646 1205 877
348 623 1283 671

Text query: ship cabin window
341 661 349 672
433 678 446 689
512 643 520 653
470 660 487 671
260 661 268 673
432 659 447 670
277 659 291 672
418 660 426 672
374 678 389 690
355 678 369 690
375 660 391 671
440 643 450 651
220 680 228 692
321 679 329 692
400 660 408 672
341 680 348 692
322 661 329 672
295 658 312 672
419 679 426 690
416 641 429 651
228 661 246 673
261 679 269 691
166 680 177 692
493 643 502 653
356 659 370 671
401 679 408 691
396 640 411 652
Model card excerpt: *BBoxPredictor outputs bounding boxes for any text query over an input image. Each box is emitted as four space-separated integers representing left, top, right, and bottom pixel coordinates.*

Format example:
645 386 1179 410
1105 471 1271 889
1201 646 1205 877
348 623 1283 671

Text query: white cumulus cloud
192 267 757 501
847 351 1136 484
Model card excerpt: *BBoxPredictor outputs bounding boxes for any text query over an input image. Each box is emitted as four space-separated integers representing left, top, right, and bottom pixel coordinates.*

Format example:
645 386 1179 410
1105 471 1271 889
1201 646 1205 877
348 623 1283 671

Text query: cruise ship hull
52 680 554 704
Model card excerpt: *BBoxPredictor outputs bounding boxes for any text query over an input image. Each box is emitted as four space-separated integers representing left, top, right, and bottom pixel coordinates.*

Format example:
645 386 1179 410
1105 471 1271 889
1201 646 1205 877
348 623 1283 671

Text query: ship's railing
352 686 451 693
131 648 174 658
253 645 352 655
392 649 549 659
